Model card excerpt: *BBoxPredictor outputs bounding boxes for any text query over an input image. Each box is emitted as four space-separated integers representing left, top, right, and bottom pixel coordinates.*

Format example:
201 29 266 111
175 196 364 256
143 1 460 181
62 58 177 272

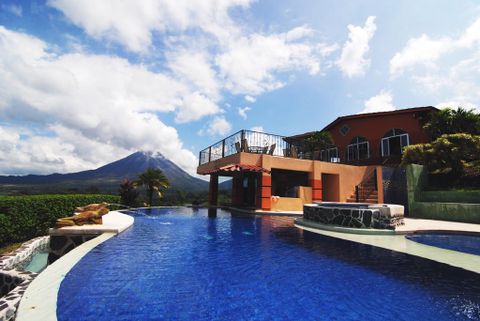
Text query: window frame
346 136 370 161
381 128 410 157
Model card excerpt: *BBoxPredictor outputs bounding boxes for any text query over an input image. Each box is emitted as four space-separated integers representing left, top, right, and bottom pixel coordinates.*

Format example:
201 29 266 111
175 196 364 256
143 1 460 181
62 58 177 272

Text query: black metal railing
198 130 290 165
355 169 378 202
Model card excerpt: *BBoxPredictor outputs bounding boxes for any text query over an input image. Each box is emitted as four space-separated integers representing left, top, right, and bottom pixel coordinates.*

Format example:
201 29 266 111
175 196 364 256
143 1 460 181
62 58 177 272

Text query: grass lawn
0 242 23 255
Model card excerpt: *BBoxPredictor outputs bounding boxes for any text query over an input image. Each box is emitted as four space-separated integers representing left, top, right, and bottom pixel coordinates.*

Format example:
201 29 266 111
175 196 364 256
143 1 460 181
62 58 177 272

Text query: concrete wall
406 164 480 223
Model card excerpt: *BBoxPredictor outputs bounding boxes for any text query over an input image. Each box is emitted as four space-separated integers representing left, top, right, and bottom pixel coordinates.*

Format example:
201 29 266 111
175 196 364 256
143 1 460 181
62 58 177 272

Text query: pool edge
295 221 480 274
15 233 116 321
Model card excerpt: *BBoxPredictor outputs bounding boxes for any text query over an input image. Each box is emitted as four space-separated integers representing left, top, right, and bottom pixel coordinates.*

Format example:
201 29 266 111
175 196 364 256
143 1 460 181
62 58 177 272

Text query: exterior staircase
346 185 378 203
347 169 379 203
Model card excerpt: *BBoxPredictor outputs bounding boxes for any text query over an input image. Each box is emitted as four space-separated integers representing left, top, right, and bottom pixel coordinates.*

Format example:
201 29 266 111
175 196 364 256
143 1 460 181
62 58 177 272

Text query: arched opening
346 136 369 161
381 128 410 156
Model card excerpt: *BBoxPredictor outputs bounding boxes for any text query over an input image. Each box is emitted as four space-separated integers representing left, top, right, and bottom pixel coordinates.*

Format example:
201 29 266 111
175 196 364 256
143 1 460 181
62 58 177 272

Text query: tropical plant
423 107 480 140
402 133 480 177
136 168 170 206
118 179 139 207
304 131 333 155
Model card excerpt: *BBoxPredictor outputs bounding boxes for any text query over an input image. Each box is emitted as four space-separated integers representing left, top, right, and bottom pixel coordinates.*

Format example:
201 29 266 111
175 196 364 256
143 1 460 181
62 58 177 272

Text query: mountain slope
0 151 208 193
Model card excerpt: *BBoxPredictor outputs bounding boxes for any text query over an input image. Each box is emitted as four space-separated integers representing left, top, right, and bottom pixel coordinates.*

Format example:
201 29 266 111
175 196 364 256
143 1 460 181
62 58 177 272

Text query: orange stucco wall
328 111 430 161
199 153 384 210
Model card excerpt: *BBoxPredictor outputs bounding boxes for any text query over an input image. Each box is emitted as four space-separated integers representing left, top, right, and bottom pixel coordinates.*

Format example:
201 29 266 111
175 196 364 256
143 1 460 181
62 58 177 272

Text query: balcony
198 129 403 167
199 130 289 165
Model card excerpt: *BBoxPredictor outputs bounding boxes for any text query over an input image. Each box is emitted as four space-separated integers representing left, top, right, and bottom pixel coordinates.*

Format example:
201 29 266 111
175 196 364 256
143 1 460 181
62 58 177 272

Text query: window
381 128 410 156
339 124 350 136
346 136 369 161
320 146 339 162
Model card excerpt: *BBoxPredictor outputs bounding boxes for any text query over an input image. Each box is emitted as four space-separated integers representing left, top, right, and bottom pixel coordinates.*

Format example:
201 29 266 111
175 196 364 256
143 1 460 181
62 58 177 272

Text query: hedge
0 194 120 246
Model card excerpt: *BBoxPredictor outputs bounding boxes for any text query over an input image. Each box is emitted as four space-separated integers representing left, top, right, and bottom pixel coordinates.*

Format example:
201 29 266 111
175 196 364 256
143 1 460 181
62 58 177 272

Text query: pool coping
15 233 116 321
295 219 480 274
16 211 134 321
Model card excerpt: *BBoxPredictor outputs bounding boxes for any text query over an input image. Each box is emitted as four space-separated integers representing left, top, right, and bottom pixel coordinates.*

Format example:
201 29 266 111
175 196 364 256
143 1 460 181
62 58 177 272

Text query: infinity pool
57 208 480 320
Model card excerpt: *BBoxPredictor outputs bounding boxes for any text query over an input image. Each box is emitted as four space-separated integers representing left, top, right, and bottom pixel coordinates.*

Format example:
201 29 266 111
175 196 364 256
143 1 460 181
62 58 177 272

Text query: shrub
402 133 480 178
0 194 119 246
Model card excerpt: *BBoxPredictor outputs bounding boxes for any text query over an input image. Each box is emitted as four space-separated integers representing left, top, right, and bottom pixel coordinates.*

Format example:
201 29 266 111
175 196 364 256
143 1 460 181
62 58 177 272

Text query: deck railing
198 130 290 165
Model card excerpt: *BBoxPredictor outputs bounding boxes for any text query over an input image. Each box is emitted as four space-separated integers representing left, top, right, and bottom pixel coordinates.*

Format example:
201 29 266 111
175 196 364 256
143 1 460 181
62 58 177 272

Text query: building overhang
204 163 271 175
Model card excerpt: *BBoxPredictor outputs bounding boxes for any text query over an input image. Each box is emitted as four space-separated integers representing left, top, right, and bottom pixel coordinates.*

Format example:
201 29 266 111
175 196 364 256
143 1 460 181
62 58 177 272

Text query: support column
311 178 322 202
260 174 272 210
231 173 243 207
310 163 322 203
208 174 219 207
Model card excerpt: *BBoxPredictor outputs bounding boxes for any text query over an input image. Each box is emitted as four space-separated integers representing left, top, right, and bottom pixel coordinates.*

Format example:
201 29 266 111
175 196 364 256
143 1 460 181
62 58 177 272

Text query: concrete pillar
310 163 322 202
208 174 219 207
231 173 243 207
260 174 272 210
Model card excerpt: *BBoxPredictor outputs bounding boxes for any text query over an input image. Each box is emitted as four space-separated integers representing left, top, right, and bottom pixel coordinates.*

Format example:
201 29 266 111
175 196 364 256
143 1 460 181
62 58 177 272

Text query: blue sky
1 0 479 175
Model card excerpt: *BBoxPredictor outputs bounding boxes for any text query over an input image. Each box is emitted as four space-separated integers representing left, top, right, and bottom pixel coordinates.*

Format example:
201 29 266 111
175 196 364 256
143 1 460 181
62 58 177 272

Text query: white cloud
175 92 221 123
48 0 252 53
0 3 340 175
336 16 376 78
244 95 256 103
167 49 220 100
360 91 396 114
390 17 480 77
0 26 202 174
201 116 232 136
216 29 324 95
237 106 251 119
436 101 478 111
390 35 453 77
250 126 264 132
2 4 22 16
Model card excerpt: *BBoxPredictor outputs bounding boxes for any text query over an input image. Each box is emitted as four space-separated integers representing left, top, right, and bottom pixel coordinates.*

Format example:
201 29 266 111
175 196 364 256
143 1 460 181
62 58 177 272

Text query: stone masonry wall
0 236 48 321
48 235 96 264
304 205 403 230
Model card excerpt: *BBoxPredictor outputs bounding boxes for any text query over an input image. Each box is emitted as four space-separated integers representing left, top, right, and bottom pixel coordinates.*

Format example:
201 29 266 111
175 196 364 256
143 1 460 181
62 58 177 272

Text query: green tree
424 107 480 140
118 179 139 207
304 131 333 159
402 133 480 177
136 168 170 206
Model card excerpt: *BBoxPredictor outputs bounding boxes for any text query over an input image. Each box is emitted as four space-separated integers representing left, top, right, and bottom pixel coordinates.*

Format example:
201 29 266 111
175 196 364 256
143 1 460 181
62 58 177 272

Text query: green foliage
402 133 480 178
135 168 170 206
118 179 139 207
304 131 333 153
0 194 119 246
424 107 480 140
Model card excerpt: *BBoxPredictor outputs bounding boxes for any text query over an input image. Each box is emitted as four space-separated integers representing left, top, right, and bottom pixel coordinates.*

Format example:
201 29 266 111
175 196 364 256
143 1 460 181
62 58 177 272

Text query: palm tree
424 107 480 139
136 168 170 206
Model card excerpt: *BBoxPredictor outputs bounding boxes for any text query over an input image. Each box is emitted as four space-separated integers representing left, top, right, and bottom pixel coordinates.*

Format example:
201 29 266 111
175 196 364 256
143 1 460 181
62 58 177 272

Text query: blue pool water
407 233 480 256
58 208 480 321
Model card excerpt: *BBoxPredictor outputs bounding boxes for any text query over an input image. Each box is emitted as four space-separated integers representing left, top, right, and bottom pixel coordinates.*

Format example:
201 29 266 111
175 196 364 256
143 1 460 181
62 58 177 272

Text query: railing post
240 130 245 152
222 139 225 158
355 185 359 203
208 146 211 162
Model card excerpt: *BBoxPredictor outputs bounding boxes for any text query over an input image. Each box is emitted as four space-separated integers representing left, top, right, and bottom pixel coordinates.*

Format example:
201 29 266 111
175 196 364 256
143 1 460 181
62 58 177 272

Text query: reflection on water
58 208 480 321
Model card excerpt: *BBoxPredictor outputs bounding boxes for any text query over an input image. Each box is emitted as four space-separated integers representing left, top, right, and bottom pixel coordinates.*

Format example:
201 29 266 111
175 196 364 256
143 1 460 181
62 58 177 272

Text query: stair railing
354 157 390 203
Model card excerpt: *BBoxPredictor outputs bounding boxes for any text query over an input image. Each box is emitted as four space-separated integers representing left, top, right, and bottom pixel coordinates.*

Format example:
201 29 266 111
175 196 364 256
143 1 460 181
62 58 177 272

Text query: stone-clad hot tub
303 202 404 230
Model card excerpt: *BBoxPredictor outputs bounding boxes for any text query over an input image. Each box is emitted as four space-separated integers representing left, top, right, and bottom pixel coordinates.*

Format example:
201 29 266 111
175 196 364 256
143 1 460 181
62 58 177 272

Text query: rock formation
55 202 110 228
